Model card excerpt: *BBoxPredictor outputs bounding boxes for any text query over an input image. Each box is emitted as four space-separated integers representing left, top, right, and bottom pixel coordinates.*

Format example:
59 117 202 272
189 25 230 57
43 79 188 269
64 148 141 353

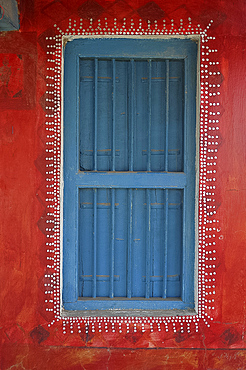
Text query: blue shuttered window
63 38 198 313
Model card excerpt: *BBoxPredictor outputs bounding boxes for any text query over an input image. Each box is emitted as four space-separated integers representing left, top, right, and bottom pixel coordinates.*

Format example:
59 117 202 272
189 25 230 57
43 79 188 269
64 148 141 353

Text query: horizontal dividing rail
72 172 187 188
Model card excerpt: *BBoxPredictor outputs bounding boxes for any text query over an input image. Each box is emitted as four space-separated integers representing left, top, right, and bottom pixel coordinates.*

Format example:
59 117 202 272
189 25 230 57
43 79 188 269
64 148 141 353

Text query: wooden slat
145 189 151 298
130 59 134 171
110 189 115 297
165 60 169 171
112 59 116 171
147 60 152 171
163 189 168 298
127 189 133 298
94 59 98 171
168 60 184 172
93 189 97 297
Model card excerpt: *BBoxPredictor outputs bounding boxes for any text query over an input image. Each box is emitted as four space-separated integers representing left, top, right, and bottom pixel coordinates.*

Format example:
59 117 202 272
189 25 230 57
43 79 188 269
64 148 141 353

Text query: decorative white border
44 18 221 336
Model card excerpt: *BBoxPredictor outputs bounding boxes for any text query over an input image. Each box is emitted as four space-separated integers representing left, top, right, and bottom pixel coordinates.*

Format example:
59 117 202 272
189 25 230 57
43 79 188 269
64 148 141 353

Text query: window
62 37 198 314
0 0 19 31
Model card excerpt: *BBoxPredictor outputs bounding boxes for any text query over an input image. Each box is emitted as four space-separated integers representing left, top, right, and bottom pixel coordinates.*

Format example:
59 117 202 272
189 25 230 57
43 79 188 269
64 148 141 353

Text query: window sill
61 308 197 318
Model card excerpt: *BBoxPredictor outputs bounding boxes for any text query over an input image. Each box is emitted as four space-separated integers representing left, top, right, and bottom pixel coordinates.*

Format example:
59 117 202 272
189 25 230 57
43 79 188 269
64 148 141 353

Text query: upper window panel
79 58 184 172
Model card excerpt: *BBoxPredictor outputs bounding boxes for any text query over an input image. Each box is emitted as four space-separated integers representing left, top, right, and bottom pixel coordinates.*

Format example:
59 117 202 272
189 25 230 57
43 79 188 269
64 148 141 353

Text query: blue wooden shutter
63 38 197 312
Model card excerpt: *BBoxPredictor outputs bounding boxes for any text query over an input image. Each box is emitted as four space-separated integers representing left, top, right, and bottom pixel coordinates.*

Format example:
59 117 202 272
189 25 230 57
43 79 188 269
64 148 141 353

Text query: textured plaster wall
0 0 245 369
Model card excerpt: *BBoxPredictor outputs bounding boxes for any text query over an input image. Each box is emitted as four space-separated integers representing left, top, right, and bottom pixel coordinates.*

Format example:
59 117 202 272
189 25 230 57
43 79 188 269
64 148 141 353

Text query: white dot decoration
44 17 221 336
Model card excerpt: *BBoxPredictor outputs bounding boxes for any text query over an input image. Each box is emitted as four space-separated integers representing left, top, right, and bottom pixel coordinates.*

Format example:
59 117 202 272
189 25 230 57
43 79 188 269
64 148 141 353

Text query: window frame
62 36 199 316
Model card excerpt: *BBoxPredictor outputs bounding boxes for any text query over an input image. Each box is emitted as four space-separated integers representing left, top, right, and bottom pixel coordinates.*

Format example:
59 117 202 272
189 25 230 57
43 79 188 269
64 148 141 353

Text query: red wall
0 0 246 368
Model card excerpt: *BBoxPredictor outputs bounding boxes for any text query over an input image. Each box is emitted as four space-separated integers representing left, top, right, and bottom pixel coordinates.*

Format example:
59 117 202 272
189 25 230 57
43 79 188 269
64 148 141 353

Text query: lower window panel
78 188 183 300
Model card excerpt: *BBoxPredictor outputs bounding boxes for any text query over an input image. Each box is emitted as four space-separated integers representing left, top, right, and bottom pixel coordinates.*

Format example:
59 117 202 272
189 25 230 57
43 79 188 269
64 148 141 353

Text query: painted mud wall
0 0 245 368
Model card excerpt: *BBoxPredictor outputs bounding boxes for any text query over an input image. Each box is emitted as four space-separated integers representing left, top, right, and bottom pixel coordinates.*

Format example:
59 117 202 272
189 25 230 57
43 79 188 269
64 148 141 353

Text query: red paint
0 0 245 368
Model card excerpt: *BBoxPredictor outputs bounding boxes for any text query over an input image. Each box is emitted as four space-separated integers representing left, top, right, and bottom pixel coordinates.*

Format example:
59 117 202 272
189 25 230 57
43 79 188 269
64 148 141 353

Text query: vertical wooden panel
129 59 134 171
151 61 166 171
167 189 183 297
135 60 148 170
127 189 133 298
168 60 184 172
93 189 97 297
97 189 110 296
79 189 94 297
115 61 128 171
163 189 168 298
112 59 116 171
132 189 146 297
151 190 165 298
79 59 94 171
147 60 152 171
145 189 151 298
97 60 112 171
110 189 115 297
165 60 169 172
114 189 127 297
94 58 98 171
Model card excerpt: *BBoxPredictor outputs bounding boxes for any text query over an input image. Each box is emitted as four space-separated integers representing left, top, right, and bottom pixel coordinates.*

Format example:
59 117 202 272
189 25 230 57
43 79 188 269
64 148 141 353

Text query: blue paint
127 189 133 298
165 60 170 171
163 189 168 298
147 60 152 171
73 172 187 188
63 37 197 311
130 59 134 171
93 189 97 297
112 59 116 171
94 59 98 171
145 189 151 298
110 188 115 298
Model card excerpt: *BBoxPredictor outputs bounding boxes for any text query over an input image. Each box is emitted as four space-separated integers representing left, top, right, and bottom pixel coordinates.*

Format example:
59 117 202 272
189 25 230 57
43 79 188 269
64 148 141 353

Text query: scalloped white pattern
44 17 221 335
